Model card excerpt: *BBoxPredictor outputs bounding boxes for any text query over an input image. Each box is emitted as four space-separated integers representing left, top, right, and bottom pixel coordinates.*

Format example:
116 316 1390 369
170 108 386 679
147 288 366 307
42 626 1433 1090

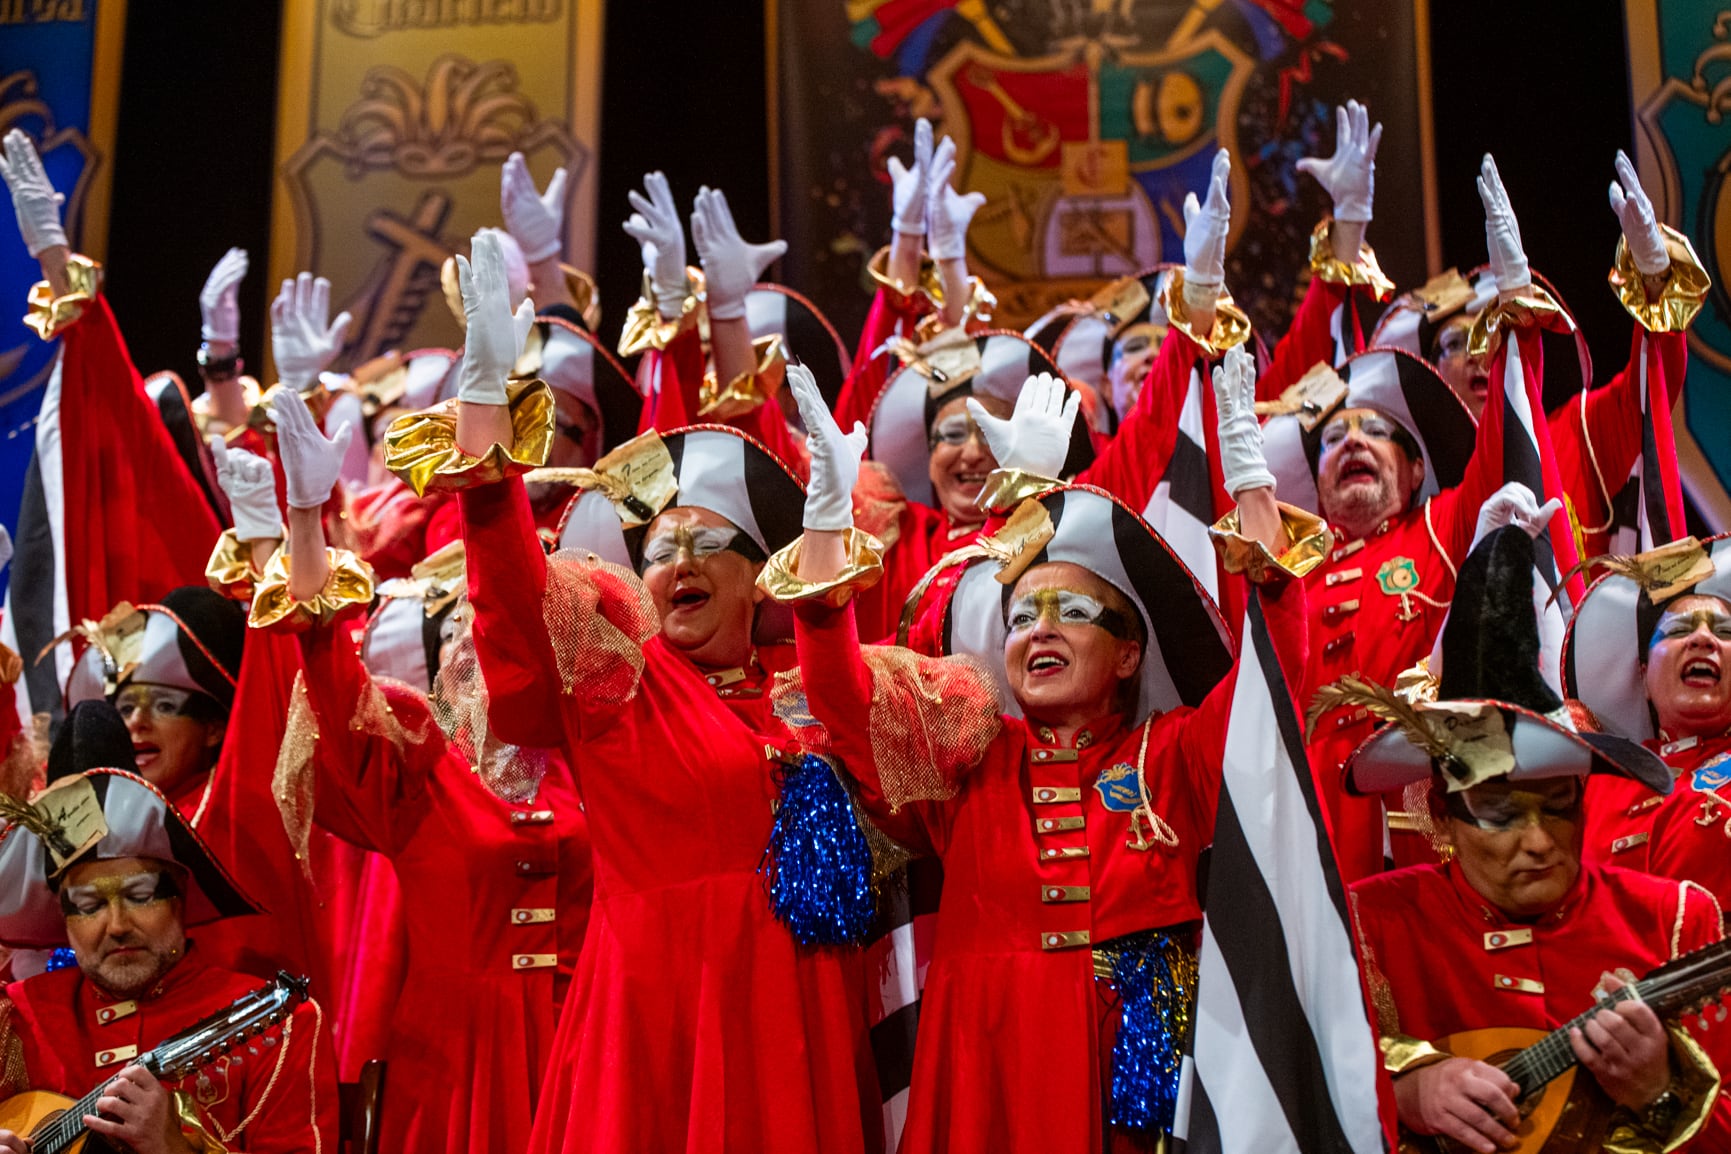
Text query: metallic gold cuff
975 467 1060 515
1308 220 1396 301
698 334 787 419
1160 268 1253 356
249 546 377 632
866 245 944 313
173 1089 230 1154
1467 281 1572 362
560 263 603 332
1381 1034 1451 1076
24 253 102 340
616 267 705 356
1609 226 1711 335
1209 503 1332 584
758 529 887 608
205 529 276 602
383 378 556 496
1600 1024 1721 1154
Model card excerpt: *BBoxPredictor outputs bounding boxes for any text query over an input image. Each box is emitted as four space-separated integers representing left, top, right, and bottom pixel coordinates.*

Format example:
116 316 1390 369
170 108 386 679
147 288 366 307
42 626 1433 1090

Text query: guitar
0 971 308 1154
1399 939 1731 1153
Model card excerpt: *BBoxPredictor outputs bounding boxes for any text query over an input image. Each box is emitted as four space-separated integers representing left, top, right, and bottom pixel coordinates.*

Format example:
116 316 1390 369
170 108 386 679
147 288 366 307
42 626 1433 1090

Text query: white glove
1212 343 1274 496
500 151 567 264
927 136 985 262
787 362 868 531
270 273 352 392
1609 150 1669 277
270 387 353 510
456 230 537 406
0 129 66 257
209 435 281 541
888 118 935 236
967 373 1079 480
690 186 786 322
1183 149 1232 289
1477 155 1531 295
622 171 690 318
0 524 13 572
199 247 248 344
1295 100 1381 223
1473 481 1562 546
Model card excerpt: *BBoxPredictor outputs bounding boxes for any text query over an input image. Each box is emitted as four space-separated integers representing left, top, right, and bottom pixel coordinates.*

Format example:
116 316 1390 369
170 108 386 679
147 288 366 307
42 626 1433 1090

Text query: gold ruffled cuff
617 267 704 356
1160 268 1253 356
174 1089 230 1153
1609 226 1711 335
383 378 555 496
1308 220 1395 301
699 334 787 419
1381 1034 1450 1076
24 253 102 340
561 264 603 332
1209 503 1332 584
759 529 886 608
1466 281 1573 362
866 245 944 313
205 529 279 601
1600 1024 1721 1154
975 468 1060 515
249 547 376 632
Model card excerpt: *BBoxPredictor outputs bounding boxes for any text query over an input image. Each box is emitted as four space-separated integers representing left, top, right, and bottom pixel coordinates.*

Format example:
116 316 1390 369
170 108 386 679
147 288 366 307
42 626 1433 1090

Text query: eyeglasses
1319 412 1401 451
113 685 193 724
929 413 988 449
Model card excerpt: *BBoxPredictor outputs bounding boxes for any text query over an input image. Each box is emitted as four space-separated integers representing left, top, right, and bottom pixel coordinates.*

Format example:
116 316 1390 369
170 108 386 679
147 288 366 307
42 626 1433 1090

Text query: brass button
1031 787 1081 804
95 1045 138 1067
95 1001 137 1025
1323 636 1353 657
1483 929 1532 951
1035 816 1085 834
512 954 557 970
511 908 556 925
1494 974 1543 994
1624 797 1662 817
1041 885 1090 903
1032 748 1079 763
1321 599 1360 623
1041 846 1090 860
1040 930 1091 950
1610 833 1649 855
1325 567 1363 587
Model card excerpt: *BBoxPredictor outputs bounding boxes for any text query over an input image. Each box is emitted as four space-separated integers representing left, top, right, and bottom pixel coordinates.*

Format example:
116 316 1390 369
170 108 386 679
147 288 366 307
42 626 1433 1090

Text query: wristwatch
197 343 241 382
1641 1086 1683 1133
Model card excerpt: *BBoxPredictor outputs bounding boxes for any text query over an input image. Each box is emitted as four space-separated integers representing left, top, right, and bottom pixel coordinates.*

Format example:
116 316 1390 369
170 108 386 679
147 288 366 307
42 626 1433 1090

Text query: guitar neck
28 1054 162 1154
1500 991 1633 1096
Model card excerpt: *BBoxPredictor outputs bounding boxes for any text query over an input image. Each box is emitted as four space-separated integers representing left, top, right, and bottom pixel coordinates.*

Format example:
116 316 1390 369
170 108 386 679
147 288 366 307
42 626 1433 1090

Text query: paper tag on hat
1632 537 1717 601
1087 275 1151 335
32 776 108 875
1256 361 1348 432
1428 702 1516 791
1410 268 1477 316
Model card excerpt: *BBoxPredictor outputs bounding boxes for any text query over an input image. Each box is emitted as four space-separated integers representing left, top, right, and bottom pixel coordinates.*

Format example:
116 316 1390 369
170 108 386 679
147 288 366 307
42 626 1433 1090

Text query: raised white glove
199 248 248 344
622 171 690 318
787 362 868 531
1295 100 1381 223
270 387 352 510
1472 481 1562 546
690 186 786 322
500 151 567 264
1183 149 1232 289
456 230 536 406
927 136 985 263
967 373 1078 480
0 129 66 257
1609 150 1669 277
0 524 13 572
1477 155 1531 295
271 273 352 392
1212 343 1274 496
209 435 281 541
888 118 935 236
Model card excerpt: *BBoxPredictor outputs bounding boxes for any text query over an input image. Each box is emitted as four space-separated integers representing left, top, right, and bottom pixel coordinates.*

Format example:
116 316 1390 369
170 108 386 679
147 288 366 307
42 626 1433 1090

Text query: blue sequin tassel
1108 931 1198 1132
44 946 77 972
760 753 877 946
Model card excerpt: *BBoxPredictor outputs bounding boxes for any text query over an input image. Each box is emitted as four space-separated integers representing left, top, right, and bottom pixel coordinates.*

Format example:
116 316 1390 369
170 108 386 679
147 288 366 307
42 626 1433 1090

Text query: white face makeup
1005 589 1132 639
60 870 176 918
640 524 744 569
113 685 194 725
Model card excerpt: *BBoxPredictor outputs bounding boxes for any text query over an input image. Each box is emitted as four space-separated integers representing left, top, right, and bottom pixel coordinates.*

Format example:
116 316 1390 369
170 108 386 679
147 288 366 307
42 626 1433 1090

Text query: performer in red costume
1345 525 1725 1153
0 769 337 1151
384 231 880 1154
1567 533 1731 912
769 346 1322 1152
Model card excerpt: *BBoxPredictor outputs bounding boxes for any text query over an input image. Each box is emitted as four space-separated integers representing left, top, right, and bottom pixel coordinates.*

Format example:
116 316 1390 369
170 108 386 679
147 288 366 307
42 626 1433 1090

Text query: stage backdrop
770 0 1439 342
0 0 125 563
1627 1 1731 532
268 0 604 373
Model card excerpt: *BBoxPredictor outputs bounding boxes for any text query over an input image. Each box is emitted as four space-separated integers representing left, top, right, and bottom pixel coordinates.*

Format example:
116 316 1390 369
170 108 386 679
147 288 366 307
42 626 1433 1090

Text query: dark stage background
106 1 1622 409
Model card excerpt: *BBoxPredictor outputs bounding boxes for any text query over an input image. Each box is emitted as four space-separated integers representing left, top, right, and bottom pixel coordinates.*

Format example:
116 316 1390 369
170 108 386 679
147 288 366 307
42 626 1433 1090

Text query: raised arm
196 247 253 431
500 150 576 315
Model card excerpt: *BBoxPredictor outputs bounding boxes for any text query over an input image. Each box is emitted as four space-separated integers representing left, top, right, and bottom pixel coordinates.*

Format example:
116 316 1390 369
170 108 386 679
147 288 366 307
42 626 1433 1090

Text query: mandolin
1399 939 1731 1153
0 971 308 1154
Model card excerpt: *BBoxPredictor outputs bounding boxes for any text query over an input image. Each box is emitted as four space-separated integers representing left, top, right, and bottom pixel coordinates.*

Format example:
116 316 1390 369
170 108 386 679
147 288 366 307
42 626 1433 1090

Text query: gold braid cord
274 674 318 883
541 550 659 702
428 615 553 805
771 648 1001 812
0 1001 29 1100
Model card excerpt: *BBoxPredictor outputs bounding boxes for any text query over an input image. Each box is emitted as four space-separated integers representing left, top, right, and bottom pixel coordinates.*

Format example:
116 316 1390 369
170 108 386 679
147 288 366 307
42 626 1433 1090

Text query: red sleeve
1076 327 1199 510
1428 327 1530 562
638 325 709 434
835 287 928 431
1256 276 1353 401
297 619 441 857
457 478 566 749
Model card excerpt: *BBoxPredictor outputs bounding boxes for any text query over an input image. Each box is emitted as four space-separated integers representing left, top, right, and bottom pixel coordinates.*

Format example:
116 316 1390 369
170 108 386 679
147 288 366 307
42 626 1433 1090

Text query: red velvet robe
1584 734 1731 915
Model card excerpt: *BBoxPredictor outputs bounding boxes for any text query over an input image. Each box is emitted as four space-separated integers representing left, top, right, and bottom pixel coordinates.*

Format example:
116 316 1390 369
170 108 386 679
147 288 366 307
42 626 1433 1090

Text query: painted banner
770 0 1439 341
0 0 125 550
269 0 604 372
1627 1 1731 531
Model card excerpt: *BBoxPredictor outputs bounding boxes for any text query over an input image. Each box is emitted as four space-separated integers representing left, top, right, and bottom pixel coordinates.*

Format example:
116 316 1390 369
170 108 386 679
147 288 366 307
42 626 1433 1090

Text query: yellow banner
267 0 603 372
